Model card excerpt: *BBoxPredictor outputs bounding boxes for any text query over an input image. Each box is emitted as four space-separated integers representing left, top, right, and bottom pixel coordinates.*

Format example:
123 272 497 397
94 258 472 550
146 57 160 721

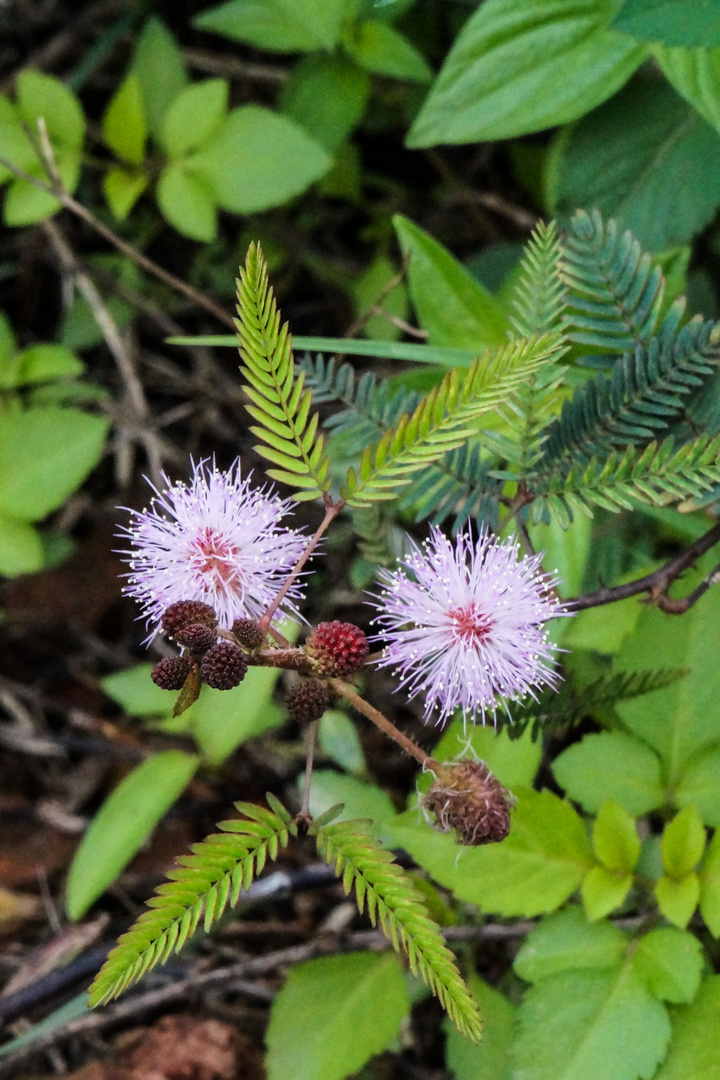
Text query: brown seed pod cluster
423 760 514 846
285 680 330 724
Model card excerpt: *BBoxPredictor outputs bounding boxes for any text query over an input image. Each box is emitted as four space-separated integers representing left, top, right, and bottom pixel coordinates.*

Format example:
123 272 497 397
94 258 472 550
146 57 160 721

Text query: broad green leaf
563 593 643 653
592 800 641 873
345 21 432 83
393 215 508 350
614 568 720 784
612 0 720 46
65 749 199 919
445 976 514 1080
190 106 331 214
406 0 647 147
194 0 349 53
130 18 188 140
386 788 592 916
4 160 79 226
0 407 108 521
582 865 633 921
265 951 410 1080
530 512 592 601
0 310 16 364
700 829 720 935
184 665 286 765
281 54 369 152
160 79 228 158
662 805 706 877
157 162 217 242
304 769 396 831
13 344 83 387
0 513 43 576
653 976 720 1080
511 963 670 1080
102 664 175 718
16 70 84 149
514 906 628 984
102 74 147 166
655 873 700 928
655 44 720 136
103 166 148 220
433 717 541 792
633 927 703 1003
550 80 720 250
674 744 720 826
318 710 366 775
552 731 665 816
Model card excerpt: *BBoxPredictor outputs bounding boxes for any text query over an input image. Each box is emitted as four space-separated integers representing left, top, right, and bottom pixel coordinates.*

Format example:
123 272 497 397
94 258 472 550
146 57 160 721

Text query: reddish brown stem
328 677 437 771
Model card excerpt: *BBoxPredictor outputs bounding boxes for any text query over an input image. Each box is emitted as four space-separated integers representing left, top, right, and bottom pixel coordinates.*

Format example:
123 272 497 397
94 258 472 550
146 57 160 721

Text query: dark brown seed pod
231 618 266 650
305 621 369 676
161 600 217 639
151 656 193 691
423 760 514 847
175 623 218 654
200 642 248 690
285 680 331 724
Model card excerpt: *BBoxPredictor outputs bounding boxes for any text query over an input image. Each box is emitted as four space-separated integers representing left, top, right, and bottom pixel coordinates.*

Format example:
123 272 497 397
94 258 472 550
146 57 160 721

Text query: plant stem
298 720 319 822
328 677 437 770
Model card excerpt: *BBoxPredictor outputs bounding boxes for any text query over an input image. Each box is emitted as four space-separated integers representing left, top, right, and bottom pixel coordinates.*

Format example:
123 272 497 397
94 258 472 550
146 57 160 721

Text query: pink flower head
368 524 569 725
118 459 308 640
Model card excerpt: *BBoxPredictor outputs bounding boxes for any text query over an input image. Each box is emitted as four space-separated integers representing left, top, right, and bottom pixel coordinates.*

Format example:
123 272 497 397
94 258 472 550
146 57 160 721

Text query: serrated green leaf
514 906 628 984
654 873 700 928
194 0 348 53
592 799 641 873
160 79 228 158
652 976 720 1080
633 927 703 1003
582 865 633 921
662 805 706 878
393 215 508 350
156 162 217 242
265 952 410 1080
102 74 147 165
432 718 541 791
407 0 646 147
674 744 720 826
700 829 720 936
65 750 199 920
511 962 670 1080
552 731 665 816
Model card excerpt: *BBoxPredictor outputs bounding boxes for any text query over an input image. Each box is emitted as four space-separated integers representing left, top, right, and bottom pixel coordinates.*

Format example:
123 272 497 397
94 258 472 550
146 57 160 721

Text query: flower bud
200 642 248 690
423 760 514 846
231 618 266 650
286 680 330 723
161 600 217 640
305 621 369 677
151 656 193 691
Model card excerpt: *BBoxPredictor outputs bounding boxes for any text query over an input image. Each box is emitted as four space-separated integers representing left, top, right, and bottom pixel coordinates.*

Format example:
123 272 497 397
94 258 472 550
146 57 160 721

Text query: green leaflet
311 815 482 1041
653 976 720 1079
341 334 562 508
87 797 297 1006
235 243 331 501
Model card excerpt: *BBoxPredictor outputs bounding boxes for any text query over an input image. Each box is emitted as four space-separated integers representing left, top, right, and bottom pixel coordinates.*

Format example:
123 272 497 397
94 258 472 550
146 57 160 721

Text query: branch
568 520 720 612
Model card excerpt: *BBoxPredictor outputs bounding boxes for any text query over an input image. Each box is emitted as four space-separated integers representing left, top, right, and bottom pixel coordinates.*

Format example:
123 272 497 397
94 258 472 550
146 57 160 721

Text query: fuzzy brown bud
175 623 218 653
286 680 330 723
423 760 514 846
161 600 217 640
200 642 248 690
231 618 266 650
305 621 369 676
151 656 193 691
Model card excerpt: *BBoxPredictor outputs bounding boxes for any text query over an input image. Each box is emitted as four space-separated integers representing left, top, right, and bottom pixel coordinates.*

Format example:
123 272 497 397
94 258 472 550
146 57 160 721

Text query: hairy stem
328 677 436 770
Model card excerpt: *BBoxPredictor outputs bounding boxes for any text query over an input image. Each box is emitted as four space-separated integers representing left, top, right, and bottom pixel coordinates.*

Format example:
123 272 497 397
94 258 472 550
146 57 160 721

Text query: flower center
447 602 494 648
189 528 241 591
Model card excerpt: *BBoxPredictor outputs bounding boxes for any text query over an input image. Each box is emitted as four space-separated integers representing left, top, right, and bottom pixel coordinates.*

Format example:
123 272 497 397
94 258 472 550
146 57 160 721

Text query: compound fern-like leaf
236 245 331 501
341 334 562 508
312 816 483 1041
88 797 296 1007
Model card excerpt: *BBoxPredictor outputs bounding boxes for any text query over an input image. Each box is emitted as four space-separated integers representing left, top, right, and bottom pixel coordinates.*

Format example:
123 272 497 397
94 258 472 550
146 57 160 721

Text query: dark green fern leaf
536 319 720 470
399 441 502 532
312 816 483 1041
533 435 720 525
511 219 567 338
236 246 331 501
501 669 687 741
562 208 682 360
88 798 297 1007
342 335 561 508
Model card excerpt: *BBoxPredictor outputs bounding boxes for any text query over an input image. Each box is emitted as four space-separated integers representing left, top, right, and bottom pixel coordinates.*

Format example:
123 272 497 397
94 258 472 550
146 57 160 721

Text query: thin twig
568 519 720 612
298 720 319 821
184 48 289 84
342 255 411 342
328 677 435 769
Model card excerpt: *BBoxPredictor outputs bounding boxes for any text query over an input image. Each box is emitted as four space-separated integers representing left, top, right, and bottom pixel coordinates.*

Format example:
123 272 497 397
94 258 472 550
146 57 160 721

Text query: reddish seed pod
200 642 248 690
305 621 369 676
231 618 266 650
175 623 218 653
161 600 217 639
151 656 193 691
285 680 331 724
